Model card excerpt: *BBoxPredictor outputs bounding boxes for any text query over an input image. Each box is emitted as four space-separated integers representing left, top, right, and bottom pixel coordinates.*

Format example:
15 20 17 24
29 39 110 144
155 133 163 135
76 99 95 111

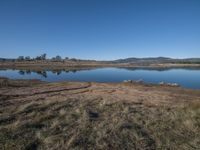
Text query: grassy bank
0 79 200 149
1 60 200 71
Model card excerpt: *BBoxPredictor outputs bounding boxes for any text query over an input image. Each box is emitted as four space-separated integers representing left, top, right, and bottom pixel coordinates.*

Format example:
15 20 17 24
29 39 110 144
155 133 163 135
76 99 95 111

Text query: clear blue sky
0 0 200 60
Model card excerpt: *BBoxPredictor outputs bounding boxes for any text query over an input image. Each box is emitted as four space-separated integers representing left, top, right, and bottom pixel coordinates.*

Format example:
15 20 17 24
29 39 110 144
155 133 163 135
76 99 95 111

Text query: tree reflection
26 70 31 74
18 70 25 75
17 68 91 78
18 70 47 78
36 71 47 78
52 70 62 75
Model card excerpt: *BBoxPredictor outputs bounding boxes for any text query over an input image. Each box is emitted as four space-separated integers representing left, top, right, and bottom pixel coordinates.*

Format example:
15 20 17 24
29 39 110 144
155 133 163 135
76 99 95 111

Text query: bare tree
35 53 47 60
41 53 47 60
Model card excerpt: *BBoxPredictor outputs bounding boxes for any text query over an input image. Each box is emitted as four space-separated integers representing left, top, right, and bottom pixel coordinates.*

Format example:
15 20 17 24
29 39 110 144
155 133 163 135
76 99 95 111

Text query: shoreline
1 61 200 71
1 77 199 91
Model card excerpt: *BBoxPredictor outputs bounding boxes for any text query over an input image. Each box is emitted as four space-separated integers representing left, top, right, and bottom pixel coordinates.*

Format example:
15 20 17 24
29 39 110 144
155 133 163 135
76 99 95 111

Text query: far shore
1 60 200 71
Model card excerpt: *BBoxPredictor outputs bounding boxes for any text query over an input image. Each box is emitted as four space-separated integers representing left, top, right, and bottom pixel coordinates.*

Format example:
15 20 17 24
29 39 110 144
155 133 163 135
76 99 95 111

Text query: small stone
88 110 99 119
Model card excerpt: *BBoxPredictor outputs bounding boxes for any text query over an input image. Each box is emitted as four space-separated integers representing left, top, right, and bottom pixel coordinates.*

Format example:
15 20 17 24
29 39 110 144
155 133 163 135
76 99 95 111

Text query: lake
0 68 200 89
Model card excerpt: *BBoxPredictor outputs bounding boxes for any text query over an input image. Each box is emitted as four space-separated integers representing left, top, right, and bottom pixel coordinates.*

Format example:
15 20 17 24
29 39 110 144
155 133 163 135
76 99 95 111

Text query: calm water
0 68 200 89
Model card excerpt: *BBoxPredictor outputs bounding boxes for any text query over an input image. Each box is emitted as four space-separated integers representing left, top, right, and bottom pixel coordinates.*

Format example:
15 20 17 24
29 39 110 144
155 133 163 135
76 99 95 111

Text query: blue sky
0 0 200 60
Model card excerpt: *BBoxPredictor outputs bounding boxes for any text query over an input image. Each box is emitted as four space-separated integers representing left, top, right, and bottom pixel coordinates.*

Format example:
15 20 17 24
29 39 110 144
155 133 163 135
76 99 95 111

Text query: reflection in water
1 68 200 89
26 70 31 74
36 71 47 78
18 70 32 75
3 66 200 77
15 67 94 77
18 70 45 78
18 70 25 75
17 69 80 78
52 70 62 75
121 67 200 71
18 70 48 78
13 67 200 78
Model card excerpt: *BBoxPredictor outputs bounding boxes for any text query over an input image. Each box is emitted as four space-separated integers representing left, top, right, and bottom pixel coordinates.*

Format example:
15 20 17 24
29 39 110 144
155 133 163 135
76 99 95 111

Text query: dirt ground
0 78 200 149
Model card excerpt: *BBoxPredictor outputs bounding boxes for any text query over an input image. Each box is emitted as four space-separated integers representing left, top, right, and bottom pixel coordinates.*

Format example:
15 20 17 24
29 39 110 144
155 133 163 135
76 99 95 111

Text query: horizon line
1 56 200 61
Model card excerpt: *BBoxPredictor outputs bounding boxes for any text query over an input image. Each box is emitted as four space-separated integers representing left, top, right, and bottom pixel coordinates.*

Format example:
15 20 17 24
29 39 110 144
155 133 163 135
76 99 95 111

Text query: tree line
17 54 78 62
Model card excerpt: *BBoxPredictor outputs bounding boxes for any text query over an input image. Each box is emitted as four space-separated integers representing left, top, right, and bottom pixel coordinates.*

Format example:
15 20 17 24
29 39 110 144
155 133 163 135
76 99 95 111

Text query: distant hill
0 58 15 62
112 57 200 64
1 57 200 64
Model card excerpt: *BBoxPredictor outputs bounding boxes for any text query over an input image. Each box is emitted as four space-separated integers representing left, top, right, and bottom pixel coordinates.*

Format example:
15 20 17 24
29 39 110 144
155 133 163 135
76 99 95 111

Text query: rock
87 110 99 120
120 122 133 129
123 79 143 83
159 81 179 87
135 79 143 83
159 81 165 85
167 83 179 87
123 80 133 83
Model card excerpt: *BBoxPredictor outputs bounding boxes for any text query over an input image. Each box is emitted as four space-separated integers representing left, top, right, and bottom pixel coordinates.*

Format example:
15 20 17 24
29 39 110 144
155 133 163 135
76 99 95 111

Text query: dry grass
0 77 43 88
0 79 200 149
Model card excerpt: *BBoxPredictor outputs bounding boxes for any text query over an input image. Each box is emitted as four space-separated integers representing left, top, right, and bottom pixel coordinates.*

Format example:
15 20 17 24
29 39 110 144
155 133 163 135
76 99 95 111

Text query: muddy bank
0 78 200 149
